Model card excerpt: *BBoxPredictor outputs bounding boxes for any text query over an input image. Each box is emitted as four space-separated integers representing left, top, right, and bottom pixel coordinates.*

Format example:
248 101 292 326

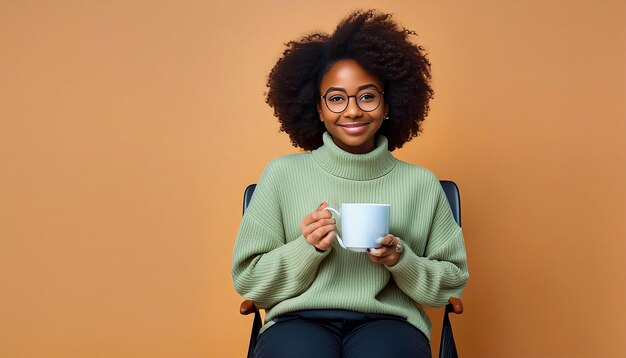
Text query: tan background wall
1 1 625 357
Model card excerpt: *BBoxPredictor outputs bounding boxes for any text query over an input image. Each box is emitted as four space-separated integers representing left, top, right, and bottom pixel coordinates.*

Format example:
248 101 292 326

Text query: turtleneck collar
311 132 397 181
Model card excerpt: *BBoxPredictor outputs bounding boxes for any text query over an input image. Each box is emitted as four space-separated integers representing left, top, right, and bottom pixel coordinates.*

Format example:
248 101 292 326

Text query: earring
384 114 389 120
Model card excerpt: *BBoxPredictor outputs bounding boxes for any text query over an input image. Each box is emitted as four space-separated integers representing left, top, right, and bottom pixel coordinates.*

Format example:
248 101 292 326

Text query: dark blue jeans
254 310 431 358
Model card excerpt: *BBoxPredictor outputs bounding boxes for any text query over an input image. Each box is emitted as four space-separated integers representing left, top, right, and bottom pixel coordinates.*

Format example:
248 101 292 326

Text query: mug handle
323 207 346 249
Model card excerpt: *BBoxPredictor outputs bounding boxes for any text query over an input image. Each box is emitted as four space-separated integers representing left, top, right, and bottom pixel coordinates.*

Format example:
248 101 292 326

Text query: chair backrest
439 180 461 227
243 184 256 215
243 181 461 227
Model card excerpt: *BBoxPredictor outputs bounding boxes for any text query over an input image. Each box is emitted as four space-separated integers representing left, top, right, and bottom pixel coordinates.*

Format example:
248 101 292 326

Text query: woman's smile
337 122 371 135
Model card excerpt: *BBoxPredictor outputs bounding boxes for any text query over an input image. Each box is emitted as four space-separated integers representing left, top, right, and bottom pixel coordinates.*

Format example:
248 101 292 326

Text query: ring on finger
395 240 404 254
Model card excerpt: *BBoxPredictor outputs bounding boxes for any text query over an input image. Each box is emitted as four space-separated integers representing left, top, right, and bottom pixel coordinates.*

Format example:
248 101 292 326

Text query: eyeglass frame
320 86 385 114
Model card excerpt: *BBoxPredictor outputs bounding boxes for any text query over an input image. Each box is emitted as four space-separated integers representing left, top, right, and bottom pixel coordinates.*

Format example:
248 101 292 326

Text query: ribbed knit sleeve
231 161 330 309
387 183 469 307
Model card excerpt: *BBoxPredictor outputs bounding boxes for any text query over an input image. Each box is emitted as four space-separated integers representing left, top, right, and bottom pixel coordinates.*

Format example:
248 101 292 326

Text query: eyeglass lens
324 89 382 113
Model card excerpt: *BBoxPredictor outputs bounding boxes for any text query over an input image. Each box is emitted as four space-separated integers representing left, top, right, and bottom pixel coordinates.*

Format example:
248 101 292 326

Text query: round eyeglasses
320 87 384 113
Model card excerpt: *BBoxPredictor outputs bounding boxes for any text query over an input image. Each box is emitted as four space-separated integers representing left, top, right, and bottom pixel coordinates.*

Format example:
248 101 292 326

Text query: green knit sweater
232 132 468 339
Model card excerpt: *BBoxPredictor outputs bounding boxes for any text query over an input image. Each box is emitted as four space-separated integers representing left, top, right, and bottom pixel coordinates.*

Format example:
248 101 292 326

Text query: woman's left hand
367 234 403 266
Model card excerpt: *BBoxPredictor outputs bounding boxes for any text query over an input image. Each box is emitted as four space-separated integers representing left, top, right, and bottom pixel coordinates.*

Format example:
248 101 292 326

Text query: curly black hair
265 10 433 151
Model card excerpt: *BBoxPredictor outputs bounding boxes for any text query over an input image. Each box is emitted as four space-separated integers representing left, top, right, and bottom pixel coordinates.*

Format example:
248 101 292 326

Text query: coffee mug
324 203 390 252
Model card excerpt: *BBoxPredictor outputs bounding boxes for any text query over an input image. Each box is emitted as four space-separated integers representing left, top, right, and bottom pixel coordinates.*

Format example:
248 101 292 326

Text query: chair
239 181 464 358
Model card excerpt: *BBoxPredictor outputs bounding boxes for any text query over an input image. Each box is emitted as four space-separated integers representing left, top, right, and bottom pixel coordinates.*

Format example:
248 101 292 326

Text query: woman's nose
343 97 363 118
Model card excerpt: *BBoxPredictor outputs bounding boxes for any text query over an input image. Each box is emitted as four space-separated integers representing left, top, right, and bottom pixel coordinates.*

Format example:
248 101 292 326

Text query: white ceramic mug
324 203 390 252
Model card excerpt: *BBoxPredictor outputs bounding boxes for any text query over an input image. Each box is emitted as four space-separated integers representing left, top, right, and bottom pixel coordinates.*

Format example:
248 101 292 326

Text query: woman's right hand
300 202 336 251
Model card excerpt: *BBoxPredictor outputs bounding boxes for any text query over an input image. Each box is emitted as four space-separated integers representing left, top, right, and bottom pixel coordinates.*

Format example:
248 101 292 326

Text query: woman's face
318 59 388 154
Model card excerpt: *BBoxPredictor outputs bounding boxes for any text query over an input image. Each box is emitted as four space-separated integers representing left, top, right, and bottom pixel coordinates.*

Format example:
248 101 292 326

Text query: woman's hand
367 234 403 266
300 202 336 251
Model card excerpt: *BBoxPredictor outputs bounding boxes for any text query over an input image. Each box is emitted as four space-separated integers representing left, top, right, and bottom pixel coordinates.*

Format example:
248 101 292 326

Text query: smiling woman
232 9 468 358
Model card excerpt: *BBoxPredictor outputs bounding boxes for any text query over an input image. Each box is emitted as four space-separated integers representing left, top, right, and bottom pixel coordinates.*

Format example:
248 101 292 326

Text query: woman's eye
329 95 346 102
359 93 375 101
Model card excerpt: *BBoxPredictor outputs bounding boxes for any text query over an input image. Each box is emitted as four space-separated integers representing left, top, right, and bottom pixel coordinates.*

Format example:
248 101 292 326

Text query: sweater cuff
385 241 419 273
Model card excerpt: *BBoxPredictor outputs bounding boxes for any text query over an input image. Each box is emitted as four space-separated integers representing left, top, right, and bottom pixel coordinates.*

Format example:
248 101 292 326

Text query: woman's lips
337 122 370 135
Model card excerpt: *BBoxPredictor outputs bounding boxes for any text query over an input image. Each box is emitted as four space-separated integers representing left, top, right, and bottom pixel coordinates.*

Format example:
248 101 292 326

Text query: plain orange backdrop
1 1 625 357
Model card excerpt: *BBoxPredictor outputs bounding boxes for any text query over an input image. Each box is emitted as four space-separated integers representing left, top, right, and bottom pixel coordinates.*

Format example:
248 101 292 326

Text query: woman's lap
254 311 431 358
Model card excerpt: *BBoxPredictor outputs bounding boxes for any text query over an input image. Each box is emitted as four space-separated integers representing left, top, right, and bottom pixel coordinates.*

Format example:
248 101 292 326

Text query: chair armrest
448 297 464 314
240 299 257 315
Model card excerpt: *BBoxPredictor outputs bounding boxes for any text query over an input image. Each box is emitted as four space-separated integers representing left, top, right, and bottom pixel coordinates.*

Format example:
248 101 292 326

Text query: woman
232 10 468 358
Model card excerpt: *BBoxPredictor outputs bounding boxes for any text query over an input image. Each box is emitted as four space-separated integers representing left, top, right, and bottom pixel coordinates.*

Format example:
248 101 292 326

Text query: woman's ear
317 104 324 121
